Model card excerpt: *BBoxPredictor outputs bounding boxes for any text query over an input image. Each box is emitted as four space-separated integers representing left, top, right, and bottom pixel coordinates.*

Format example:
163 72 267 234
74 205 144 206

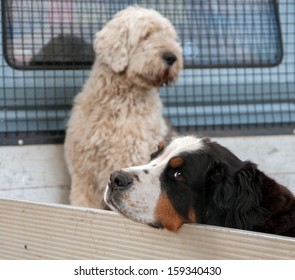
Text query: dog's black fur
159 138 295 237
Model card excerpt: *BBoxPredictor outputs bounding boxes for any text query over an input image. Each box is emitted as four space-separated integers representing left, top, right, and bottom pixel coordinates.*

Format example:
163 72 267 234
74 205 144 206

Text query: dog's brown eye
174 171 185 181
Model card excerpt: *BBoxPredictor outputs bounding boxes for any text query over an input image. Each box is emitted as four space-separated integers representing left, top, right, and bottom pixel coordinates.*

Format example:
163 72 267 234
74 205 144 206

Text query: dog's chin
153 69 178 87
134 69 178 88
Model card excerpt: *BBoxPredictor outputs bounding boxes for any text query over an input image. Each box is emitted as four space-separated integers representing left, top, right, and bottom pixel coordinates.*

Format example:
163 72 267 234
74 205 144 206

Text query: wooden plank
0 198 294 260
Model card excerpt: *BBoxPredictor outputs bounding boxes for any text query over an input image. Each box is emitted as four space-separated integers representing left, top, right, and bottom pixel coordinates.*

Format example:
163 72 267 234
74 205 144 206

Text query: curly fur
64 6 183 208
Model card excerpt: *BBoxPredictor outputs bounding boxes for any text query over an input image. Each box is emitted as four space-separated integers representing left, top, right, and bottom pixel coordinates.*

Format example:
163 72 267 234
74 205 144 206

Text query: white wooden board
0 197 294 260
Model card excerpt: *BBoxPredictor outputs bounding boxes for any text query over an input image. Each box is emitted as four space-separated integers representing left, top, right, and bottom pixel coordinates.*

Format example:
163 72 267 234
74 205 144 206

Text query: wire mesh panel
0 0 294 145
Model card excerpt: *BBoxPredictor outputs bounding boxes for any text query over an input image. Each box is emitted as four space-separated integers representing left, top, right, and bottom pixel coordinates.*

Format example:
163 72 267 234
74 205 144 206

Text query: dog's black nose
162 52 177 66
109 170 133 190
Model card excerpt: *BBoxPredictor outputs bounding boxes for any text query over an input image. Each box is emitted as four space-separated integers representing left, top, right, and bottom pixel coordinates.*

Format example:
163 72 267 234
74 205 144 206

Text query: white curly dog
64 6 183 209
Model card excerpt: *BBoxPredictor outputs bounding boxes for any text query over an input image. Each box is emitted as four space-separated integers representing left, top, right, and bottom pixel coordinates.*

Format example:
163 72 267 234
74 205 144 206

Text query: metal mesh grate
0 0 294 145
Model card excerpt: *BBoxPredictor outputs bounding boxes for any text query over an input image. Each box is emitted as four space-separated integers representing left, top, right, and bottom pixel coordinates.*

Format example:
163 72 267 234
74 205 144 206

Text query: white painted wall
215 135 295 194
0 144 70 204
0 135 294 204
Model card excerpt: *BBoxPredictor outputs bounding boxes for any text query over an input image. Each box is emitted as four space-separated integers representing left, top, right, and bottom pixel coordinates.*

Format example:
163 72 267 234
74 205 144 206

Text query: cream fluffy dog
64 6 183 209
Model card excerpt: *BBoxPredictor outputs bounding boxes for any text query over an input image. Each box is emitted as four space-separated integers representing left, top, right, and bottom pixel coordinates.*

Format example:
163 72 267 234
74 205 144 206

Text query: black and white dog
104 136 295 237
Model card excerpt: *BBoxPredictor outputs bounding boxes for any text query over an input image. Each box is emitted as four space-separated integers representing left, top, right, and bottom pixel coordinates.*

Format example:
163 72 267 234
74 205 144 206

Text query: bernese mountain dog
104 136 295 237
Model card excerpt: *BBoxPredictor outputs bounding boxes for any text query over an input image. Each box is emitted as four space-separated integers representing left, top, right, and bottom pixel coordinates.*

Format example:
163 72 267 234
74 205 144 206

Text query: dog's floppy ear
206 160 233 210
93 16 129 73
207 160 226 185
228 161 264 230
207 160 264 230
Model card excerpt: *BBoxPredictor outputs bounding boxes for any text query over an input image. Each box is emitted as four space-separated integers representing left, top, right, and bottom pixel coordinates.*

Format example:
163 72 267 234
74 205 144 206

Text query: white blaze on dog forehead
124 136 203 173
159 135 204 161
151 136 204 166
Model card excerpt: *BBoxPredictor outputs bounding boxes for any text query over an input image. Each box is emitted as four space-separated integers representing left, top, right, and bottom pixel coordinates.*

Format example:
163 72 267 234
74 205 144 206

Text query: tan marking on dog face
154 193 185 232
169 156 184 169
